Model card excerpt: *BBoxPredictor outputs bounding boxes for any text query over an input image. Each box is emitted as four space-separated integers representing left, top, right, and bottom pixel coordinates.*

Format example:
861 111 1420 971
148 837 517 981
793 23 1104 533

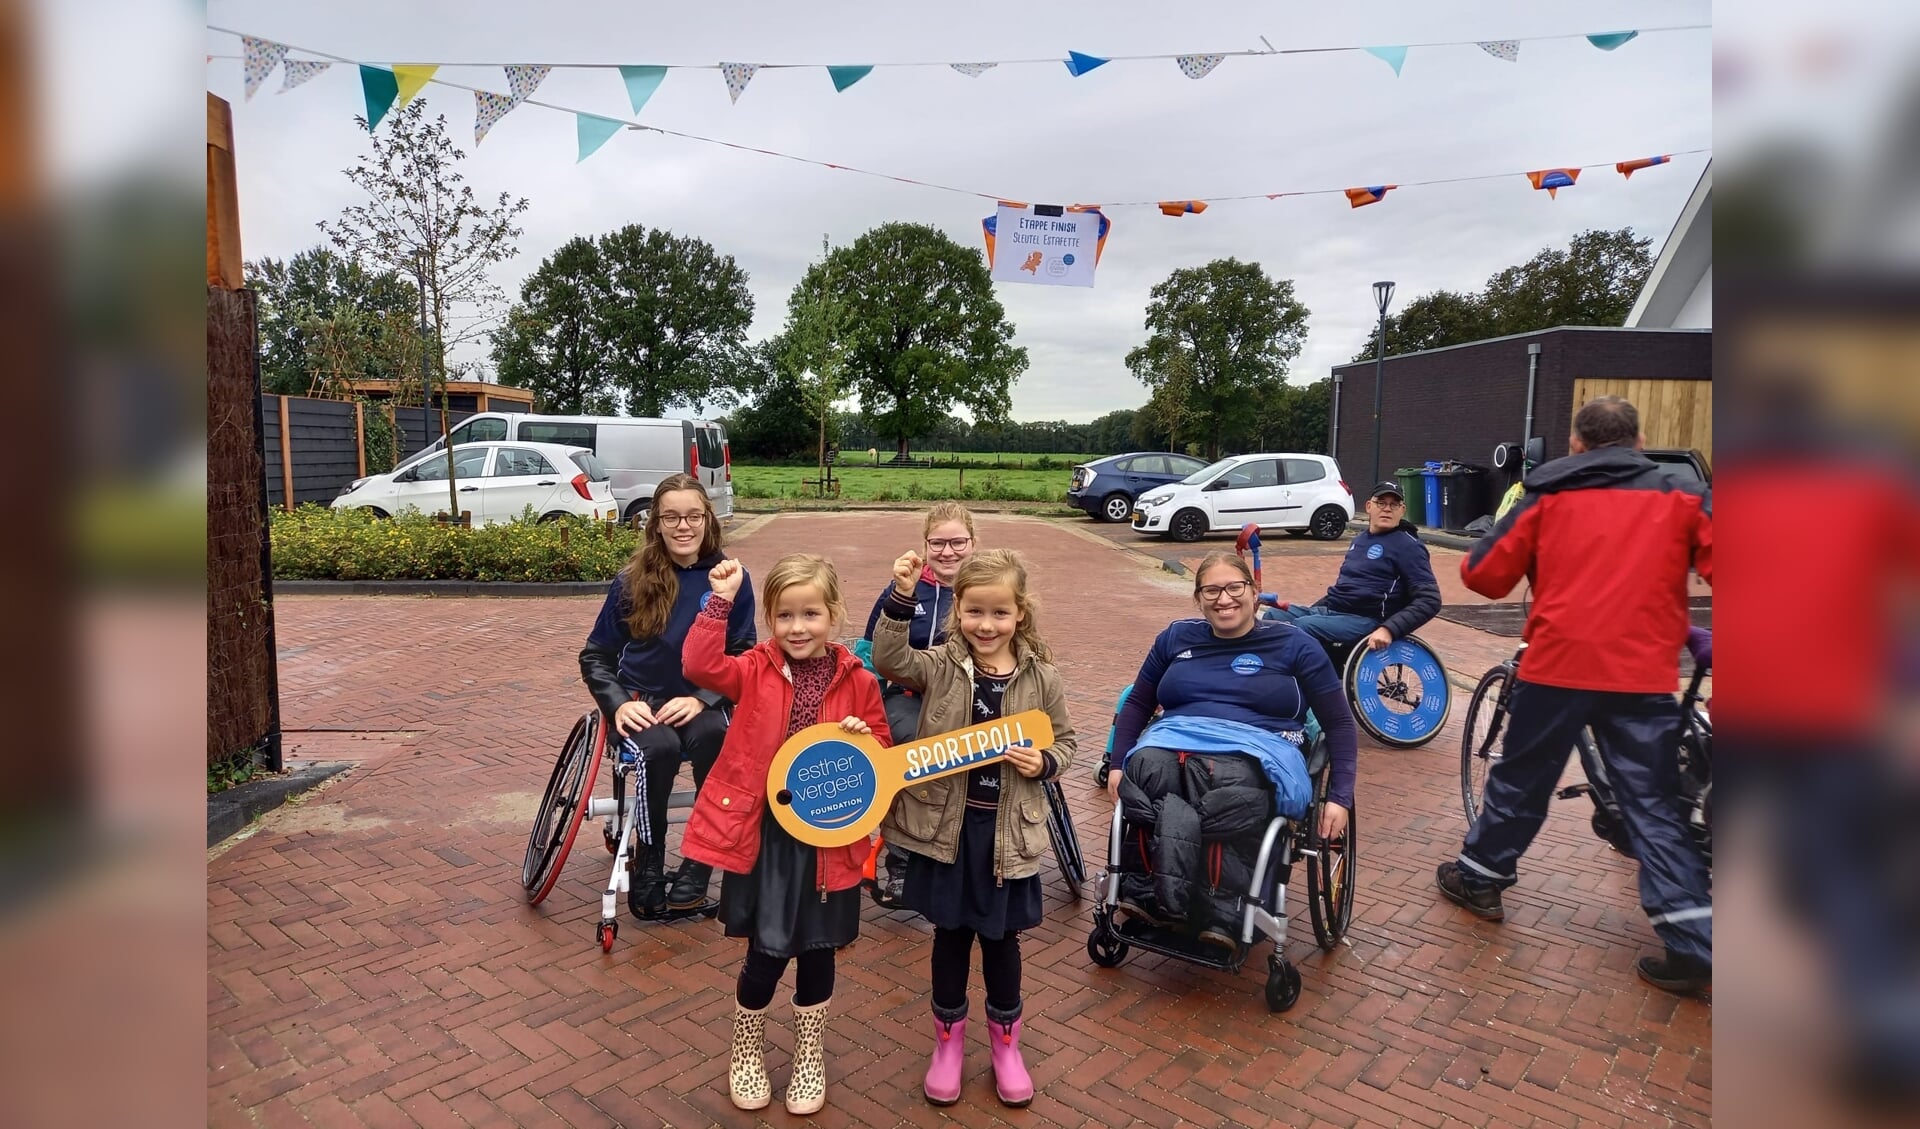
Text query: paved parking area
210 512 1709 1127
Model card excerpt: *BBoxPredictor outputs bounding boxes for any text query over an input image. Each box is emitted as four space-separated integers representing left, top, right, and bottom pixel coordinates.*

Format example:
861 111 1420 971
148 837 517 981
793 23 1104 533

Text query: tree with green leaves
798 222 1026 457
319 98 529 389
1351 228 1654 362
246 247 419 395
1126 258 1311 460
489 236 616 414
724 339 823 460
782 236 851 486
597 223 754 416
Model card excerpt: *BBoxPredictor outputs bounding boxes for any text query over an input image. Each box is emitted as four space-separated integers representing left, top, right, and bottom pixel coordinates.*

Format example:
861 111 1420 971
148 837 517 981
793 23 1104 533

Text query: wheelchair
520 709 708 953
1086 716 1355 1012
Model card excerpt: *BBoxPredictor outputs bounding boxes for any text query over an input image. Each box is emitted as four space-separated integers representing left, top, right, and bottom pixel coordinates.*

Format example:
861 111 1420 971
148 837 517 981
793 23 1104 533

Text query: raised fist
709 558 744 600
892 551 924 596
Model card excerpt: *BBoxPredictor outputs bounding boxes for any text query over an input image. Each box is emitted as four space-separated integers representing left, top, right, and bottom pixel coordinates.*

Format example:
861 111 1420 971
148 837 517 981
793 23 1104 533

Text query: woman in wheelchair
579 475 757 922
1105 551 1358 948
1260 481 1440 654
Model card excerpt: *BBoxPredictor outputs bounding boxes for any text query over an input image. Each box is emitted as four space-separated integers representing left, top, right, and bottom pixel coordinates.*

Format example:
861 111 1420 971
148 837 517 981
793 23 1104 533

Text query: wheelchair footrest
633 897 720 923
1114 916 1247 972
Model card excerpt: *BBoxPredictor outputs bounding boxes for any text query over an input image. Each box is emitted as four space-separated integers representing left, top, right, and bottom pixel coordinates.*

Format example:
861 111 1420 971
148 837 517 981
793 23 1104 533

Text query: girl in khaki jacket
872 548 1076 1109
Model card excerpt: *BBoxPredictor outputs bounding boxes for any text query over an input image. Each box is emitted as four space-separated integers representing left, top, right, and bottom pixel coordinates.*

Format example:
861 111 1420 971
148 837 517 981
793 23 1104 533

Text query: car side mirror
1203 478 1226 491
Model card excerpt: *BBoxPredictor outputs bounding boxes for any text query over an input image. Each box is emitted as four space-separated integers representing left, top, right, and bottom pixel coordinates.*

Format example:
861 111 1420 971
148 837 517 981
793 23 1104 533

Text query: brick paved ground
210 513 1710 1128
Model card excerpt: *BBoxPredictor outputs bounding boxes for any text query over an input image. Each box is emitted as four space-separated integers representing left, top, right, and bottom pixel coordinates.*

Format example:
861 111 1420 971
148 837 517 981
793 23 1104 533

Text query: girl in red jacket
681 553 891 1116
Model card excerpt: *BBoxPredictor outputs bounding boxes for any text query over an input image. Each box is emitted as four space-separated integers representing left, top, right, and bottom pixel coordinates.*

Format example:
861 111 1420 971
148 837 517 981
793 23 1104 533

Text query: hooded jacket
579 551 756 716
1317 519 1442 639
1462 446 1712 693
862 567 953 651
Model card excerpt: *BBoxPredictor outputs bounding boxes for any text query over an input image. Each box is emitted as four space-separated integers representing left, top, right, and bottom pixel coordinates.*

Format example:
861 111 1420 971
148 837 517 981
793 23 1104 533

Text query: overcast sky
203 0 1711 424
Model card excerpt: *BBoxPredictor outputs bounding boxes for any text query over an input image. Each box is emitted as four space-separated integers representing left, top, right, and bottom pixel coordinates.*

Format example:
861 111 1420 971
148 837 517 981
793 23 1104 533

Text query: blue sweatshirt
1317 520 1442 639
579 552 756 714
1110 618 1358 809
861 571 953 651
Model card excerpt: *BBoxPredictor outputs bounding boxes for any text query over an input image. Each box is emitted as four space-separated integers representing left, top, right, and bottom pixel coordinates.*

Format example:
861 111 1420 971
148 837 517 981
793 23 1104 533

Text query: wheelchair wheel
1306 806 1356 950
522 711 603 905
1344 635 1451 749
1044 779 1087 899
1087 918 1130 968
1265 955 1302 1012
1460 665 1511 826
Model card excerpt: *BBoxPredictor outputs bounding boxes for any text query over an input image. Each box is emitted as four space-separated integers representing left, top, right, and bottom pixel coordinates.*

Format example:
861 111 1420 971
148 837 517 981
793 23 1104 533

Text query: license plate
1131 511 1144 524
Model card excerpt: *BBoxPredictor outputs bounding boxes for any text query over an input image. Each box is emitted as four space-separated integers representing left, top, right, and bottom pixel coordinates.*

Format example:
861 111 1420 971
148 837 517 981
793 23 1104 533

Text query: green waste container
1394 468 1426 526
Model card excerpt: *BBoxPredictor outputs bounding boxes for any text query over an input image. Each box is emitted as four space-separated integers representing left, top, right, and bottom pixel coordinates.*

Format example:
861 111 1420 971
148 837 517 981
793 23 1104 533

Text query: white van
396 413 734 523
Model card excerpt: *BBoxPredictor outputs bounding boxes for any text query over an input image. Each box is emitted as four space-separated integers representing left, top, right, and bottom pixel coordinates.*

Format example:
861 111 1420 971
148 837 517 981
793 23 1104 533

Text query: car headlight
1141 494 1172 508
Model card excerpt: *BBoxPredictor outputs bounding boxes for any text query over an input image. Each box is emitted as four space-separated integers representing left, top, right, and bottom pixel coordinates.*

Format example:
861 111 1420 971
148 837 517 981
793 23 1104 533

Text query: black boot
877 848 909 908
664 859 718 918
629 842 667 921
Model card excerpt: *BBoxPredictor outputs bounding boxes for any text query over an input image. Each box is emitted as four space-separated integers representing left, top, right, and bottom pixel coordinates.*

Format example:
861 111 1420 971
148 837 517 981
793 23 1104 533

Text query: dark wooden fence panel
286 397 359 505
260 393 284 509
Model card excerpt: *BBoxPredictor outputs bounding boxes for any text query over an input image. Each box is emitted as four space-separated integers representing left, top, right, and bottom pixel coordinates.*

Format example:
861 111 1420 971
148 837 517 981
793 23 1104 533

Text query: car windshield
1178 457 1237 486
572 451 609 481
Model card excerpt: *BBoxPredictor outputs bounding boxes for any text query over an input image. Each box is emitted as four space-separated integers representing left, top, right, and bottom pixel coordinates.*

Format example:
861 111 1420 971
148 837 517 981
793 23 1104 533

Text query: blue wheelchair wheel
1343 634 1450 749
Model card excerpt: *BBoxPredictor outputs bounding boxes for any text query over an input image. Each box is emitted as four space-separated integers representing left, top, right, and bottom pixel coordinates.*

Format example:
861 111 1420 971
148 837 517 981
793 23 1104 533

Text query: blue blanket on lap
1124 715 1313 819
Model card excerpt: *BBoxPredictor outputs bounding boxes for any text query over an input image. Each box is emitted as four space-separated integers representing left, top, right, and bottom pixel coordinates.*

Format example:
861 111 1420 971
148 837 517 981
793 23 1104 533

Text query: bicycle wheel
1460 665 1511 826
1044 778 1087 898
522 711 603 905
1306 804 1356 950
1345 635 1451 749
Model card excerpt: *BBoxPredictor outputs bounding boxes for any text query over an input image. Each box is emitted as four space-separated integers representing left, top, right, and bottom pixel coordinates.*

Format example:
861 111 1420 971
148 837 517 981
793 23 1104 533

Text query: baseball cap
1368 481 1405 501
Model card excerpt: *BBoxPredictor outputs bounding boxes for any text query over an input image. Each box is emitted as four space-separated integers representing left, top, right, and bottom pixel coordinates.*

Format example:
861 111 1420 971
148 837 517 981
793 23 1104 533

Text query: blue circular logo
781 739 877 830
1062 253 1076 266
699 591 713 609
1231 653 1264 676
1367 544 1384 560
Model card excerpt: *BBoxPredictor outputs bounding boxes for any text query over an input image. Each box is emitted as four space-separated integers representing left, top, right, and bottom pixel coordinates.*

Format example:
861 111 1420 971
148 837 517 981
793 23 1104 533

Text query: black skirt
719 808 861 958
901 805 1043 940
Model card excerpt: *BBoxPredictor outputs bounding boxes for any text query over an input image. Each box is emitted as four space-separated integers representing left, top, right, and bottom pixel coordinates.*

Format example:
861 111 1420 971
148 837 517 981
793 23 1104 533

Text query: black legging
737 947 834 1010
931 926 1021 1022
627 707 726 848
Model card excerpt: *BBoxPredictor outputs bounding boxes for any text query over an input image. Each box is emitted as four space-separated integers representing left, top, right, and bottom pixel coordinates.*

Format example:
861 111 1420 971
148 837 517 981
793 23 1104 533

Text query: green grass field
732 463 1071 503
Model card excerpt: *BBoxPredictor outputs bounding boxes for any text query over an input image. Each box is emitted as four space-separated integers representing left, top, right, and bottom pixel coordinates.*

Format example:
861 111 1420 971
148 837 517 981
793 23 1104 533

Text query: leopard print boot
784 997 831 1116
727 1001 771 1110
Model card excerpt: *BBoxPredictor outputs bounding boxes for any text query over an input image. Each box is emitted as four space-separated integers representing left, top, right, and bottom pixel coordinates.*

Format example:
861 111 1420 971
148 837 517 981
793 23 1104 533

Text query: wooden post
206 94 243 289
354 400 366 477
277 395 294 512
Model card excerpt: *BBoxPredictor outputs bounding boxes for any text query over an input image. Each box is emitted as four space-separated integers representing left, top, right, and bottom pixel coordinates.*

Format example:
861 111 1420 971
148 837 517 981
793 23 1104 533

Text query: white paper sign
990 205 1100 288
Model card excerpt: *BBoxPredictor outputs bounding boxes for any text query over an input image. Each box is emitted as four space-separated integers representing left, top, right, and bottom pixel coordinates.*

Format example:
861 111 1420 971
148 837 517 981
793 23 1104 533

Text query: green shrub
271 504 636 582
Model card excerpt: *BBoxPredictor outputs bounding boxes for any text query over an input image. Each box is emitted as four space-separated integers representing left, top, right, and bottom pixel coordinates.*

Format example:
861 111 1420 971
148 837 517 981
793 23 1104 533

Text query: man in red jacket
1436 396 1714 995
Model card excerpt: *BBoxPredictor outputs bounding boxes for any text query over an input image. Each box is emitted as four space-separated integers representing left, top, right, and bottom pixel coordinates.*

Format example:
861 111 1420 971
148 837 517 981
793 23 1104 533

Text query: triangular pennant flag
720 62 759 104
1175 53 1225 80
360 66 400 129
505 64 551 106
619 65 667 114
279 60 331 94
1157 200 1208 217
1345 185 1396 208
1064 51 1109 77
950 62 997 77
1586 31 1640 51
474 90 516 145
827 65 873 93
1526 168 1580 198
577 113 625 162
242 37 290 101
392 65 438 108
1616 155 1671 179
1477 41 1520 63
1364 46 1408 76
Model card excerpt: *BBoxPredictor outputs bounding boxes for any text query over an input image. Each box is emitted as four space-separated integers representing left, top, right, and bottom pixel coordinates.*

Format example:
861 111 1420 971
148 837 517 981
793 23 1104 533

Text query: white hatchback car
1129 453 1354 542
332 441 618 526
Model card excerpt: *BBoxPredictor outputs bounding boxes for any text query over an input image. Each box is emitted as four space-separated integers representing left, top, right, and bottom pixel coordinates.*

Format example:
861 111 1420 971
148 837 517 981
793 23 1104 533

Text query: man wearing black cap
1264 481 1441 651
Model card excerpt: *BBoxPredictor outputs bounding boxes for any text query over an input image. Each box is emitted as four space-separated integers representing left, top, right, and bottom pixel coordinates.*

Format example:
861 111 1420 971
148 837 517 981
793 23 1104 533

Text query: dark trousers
627 706 726 850
1460 680 1712 963
882 686 922 744
930 925 1022 1023
737 946 834 1010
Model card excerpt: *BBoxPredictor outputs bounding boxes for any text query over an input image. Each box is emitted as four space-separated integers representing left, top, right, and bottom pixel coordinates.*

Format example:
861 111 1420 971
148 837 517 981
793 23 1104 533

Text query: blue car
1068 451 1213 522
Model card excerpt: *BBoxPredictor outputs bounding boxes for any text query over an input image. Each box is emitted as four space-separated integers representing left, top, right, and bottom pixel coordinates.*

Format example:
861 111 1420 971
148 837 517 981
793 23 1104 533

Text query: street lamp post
1370 280 1396 488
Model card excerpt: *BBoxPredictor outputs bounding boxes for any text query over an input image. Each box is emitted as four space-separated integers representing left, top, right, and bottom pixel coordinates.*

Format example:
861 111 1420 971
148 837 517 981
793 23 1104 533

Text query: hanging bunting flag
1477 41 1520 63
1064 51 1109 77
827 65 873 93
1175 54 1225 80
505 64 551 105
360 66 400 129
474 90 516 144
243 37 291 100
984 204 1105 285
950 63 997 77
1364 46 1408 76
1157 200 1208 217
392 65 438 108
1344 185 1397 208
1615 155 1671 178
577 113 625 162
279 59 331 94
1586 31 1640 51
1527 168 1580 198
619 65 667 114
720 62 760 103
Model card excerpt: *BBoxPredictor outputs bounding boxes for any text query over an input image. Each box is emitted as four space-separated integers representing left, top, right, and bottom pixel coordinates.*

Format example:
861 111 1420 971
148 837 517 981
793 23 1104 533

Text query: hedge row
270 505 635 582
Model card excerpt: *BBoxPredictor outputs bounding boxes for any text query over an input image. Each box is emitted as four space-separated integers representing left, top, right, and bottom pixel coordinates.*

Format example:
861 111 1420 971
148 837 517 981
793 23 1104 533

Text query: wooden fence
1571 378 1713 465
261 393 472 510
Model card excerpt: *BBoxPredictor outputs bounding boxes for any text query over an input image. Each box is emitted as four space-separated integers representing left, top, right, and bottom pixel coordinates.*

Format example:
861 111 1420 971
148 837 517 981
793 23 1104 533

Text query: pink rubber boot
923 1017 965 1106
986 1017 1033 1107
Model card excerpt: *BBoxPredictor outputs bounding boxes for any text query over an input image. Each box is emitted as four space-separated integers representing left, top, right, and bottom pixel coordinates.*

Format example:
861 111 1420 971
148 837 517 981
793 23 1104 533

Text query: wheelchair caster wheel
1086 919 1130 968
596 920 617 952
1265 955 1301 1012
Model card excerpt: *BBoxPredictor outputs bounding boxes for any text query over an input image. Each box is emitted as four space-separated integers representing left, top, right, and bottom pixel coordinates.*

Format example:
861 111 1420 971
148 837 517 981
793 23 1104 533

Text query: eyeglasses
1198 581 1252 601
926 537 972 552
656 512 706 528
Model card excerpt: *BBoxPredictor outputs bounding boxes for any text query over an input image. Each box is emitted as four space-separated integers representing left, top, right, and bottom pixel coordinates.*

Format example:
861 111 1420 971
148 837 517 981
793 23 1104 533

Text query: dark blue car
1068 451 1212 522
